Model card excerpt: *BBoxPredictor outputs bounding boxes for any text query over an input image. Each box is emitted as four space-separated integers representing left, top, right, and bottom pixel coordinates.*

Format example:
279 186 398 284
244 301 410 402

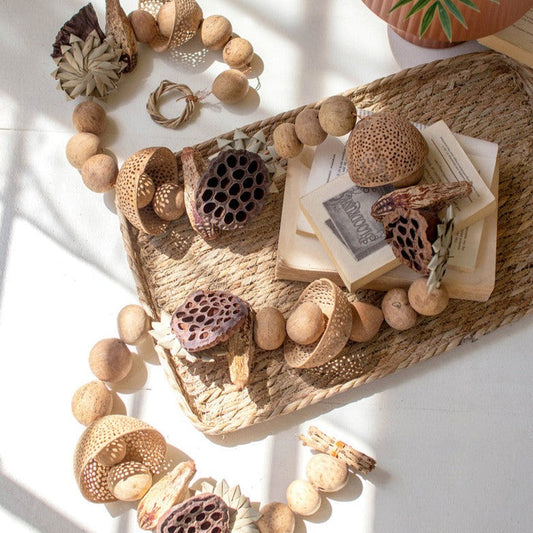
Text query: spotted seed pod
195 149 270 231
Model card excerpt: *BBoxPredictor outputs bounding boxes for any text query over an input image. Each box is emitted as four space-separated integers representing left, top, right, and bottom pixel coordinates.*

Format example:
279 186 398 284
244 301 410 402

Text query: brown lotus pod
171 289 249 352
383 207 439 275
346 112 428 188
195 149 270 231
371 181 473 222
156 493 230 533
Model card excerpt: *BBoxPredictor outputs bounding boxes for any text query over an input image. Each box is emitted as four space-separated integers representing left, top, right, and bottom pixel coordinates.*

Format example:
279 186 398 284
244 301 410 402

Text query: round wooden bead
286 480 321 516
129 9 158 43
81 153 118 193
71 380 113 426
153 182 185 221
286 301 326 345
89 338 133 383
223 37 254 69
212 69 249 104
254 307 286 351
318 95 356 136
200 15 232 50
306 453 348 493
137 173 156 208
117 304 150 345
295 107 327 146
66 132 102 169
273 123 303 159
72 101 107 135
257 502 295 533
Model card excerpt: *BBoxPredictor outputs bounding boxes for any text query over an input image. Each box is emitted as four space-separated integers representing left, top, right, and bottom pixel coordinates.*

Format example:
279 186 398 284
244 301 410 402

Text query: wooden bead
257 502 295 533
118 304 150 345
129 9 158 43
295 107 327 146
95 438 127 467
72 101 107 135
349 301 384 342
408 278 449 316
286 301 326 345
71 380 113 426
223 37 254 69
89 338 133 383
318 95 356 136
66 132 101 169
273 123 303 159
382 288 418 331
81 154 118 193
200 15 232 50
212 69 249 104
107 461 152 502
157 1 175 38
153 182 185 221
254 307 286 350
286 480 321 516
306 453 348 493
137 173 156 208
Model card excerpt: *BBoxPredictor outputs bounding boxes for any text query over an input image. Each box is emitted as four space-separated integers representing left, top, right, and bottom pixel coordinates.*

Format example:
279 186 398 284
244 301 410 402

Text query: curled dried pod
71 380 113 426
408 277 449 316
382 288 418 331
72 101 107 135
318 95 356 136
286 301 326 345
171 289 249 352
81 154 118 193
254 307 286 350
137 173 156 208
94 437 127 467
117 304 150 345
306 453 348 493
212 69 249 104
223 36 254 69
106 0 138 72
107 461 152 501
128 9 158 43
153 182 185 221
295 107 327 146
346 111 428 188
286 479 321 516
349 301 384 342
258 502 295 533
66 132 102 169
273 123 303 159
195 149 270 230
89 338 132 383
200 15 232 50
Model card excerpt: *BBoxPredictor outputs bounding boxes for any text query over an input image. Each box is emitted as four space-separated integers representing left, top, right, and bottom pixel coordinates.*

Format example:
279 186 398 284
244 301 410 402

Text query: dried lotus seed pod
81 154 118 193
286 479 321 516
223 37 254 69
73 101 107 135
295 107 327 146
95 437 127 467
200 15 232 50
306 453 348 492
212 69 249 103
195 149 269 230
128 10 158 43
273 123 303 159
153 182 185 221
107 461 152 501
382 288 418 331
408 278 449 316
318 95 356 136
137 173 156 208
171 289 249 352
71 380 113 426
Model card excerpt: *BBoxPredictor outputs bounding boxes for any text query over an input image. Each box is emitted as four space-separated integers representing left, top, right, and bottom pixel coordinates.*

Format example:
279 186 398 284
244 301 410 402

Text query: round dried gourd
195 149 270 231
346 112 428 188
171 289 249 352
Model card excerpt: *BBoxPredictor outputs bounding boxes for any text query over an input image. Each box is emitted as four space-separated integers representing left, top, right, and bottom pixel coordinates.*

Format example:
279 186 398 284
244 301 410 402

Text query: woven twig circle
147 80 208 129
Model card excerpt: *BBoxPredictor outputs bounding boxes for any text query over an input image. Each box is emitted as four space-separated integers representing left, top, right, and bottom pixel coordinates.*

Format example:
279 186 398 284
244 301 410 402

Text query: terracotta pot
362 0 533 48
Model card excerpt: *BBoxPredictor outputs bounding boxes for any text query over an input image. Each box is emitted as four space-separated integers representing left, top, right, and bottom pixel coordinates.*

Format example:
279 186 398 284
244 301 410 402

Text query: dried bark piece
383 208 439 275
106 0 138 72
226 308 255 390
195 149 270 231
181 148 222 241
371 181 472 222
156 493 230 533
171 290 249 352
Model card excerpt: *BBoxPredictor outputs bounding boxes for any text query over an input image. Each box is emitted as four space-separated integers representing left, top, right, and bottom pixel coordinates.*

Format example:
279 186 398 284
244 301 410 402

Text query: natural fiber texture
299 426 376 474
118 52 533 434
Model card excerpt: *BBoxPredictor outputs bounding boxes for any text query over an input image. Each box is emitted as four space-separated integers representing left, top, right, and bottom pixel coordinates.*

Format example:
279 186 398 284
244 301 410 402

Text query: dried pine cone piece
171 290 249 352
195 149 270 231
383 208 439 275
156 493 230 533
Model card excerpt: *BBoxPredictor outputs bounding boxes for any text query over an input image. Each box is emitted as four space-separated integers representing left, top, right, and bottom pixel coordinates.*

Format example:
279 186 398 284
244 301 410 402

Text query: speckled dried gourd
66 132 102 169
212 69 249 104
223 37 254 69
318 95 356 137
273 123 303 159
382 288 418 331
383 207 439 275
295 107 327 146
128 9 158 43
72 380 113 426
156 493 230 533
171 290 249 352
346 112 428 188
200 15 232 50
153 182 185 221
81 153 118 193
73 101 107 135
195 149 269 230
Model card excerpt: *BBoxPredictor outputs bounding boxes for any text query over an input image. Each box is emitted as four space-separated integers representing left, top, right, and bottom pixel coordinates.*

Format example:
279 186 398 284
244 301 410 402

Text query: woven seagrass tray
119 52 533 434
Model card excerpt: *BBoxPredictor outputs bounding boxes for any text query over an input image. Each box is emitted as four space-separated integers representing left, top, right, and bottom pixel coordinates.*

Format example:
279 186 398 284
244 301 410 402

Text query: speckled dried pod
382 288 418 331
346 112 428 188
195 149 270 230
89 338 132 383
254 307 286 350
286 479 321 516
94 438 127 466
71 380 113 426
306 453 348 493
318 95 356 136
66 132 102 169
223 36 254 68
408 278 449 316
258 502 295 533
73 101 107 135
200 15 232 50
81 154 118 193
107 461 152 501
128 9 158 43
349 301 384 342
273 123 303 159
137 173 156 208
212 69 249 104
295 107 327 146
153 182 185 221
171 289 249 352
106 0 138 72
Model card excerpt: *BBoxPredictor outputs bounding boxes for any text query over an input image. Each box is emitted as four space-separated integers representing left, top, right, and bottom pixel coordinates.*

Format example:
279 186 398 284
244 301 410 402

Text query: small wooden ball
295 108 327 146
107 461 152 502
66 132 102 169
257 502 295 533
157 1 175 38
306 453 348 493
408 278 449 316
254 307 286 351
318 95 356 136
89 338 133 383
200 15 232 50
349 301 384 342
95 437 127 467
118 304 150 345
153 182 185 221
286 480 321 516
81 154 118 193
223 37 254 69
72 101 107 135
382 288 418 331
286 301 326 345
212 69 249 104
137 173 156 208
273 123 303 160
71 380 113 426
129 9 158 43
